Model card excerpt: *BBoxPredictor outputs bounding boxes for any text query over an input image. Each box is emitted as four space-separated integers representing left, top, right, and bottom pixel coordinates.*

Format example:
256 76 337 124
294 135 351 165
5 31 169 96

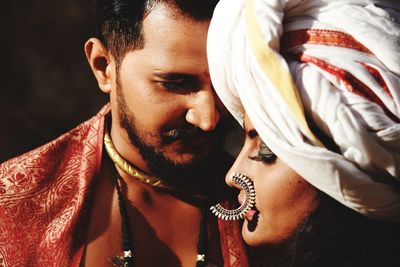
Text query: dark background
1 1 107 163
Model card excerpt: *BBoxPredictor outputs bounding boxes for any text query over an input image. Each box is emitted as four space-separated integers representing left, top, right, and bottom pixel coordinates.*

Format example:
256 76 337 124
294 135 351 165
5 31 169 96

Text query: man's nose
185 86 221 131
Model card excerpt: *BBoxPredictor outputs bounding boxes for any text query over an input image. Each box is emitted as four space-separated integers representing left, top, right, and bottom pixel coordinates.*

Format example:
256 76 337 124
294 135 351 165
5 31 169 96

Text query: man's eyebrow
153 72 197 80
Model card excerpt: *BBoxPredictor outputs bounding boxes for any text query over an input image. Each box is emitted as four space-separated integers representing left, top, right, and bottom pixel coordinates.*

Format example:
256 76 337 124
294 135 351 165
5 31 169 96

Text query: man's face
110 4 227 183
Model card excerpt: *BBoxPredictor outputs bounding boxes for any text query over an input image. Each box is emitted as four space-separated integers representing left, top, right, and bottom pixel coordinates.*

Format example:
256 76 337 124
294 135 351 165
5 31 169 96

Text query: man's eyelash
158 79 199 92
160 82 185 91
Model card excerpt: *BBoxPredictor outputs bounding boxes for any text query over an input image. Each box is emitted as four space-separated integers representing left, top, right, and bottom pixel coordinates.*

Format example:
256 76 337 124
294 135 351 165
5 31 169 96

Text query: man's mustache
162 126 207 143
161 122 229 144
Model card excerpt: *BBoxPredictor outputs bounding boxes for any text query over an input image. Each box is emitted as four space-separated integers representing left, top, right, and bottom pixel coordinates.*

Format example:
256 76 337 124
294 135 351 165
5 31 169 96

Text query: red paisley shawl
0 104 248 267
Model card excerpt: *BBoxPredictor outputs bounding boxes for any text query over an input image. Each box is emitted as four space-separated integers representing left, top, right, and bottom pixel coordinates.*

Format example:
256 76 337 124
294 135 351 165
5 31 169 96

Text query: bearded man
0 1 249 266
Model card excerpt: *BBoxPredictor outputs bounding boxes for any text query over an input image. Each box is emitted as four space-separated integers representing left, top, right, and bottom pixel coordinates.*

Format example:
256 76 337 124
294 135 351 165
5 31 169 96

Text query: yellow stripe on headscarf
245 0 321 144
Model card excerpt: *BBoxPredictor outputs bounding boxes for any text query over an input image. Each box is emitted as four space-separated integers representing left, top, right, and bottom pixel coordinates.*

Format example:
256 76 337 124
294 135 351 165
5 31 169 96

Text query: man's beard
115 83 225 188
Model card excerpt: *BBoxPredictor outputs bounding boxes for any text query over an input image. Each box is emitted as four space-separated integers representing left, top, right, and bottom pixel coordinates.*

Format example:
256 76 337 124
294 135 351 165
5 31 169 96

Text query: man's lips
186 134 214 146
162 130 218 147
172 135 217 153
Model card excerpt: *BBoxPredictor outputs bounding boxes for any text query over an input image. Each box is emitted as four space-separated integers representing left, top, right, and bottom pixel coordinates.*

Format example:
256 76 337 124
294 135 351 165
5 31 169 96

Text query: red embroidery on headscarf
281 29 372 54
359 62 393 99
298 54 399 123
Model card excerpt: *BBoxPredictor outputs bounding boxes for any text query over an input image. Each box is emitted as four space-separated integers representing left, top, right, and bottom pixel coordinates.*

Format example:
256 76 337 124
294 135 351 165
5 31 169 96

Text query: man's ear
84 38 114 93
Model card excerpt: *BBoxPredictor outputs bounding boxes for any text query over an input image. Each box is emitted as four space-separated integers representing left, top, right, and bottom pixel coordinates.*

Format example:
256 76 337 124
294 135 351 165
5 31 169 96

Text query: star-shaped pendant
108 250 133 267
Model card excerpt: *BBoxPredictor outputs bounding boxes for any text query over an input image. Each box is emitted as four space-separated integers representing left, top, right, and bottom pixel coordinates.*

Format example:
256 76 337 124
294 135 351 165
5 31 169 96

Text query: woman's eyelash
248 141 277 163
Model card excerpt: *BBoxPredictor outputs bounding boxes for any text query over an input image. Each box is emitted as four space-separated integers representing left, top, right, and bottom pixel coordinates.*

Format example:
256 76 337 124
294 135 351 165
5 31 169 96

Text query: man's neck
83 158 223 267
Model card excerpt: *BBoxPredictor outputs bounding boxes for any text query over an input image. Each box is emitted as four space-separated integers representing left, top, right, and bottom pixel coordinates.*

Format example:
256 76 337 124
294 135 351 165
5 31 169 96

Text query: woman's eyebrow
243 121 259 139
247 129 258 139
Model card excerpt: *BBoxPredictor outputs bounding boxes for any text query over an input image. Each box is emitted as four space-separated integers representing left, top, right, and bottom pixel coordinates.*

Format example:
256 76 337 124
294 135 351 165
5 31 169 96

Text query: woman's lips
238 192 258 221
245 209 257 221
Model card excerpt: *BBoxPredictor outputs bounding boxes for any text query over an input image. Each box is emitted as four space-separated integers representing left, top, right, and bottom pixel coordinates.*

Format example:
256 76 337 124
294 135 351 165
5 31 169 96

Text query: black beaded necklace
108 164 209 267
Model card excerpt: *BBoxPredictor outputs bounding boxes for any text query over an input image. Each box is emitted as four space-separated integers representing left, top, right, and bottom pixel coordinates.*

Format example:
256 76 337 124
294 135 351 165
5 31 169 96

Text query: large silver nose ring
210 173 255 221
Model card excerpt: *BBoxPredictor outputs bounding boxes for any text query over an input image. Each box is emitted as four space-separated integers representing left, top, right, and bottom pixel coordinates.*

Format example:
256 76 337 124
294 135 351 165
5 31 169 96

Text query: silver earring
210 172 255 221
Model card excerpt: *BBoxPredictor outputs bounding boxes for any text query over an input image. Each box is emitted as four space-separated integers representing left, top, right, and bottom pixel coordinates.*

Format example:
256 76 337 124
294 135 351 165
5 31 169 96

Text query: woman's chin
241 214 271 247
241 229 267 247
241 217 296 247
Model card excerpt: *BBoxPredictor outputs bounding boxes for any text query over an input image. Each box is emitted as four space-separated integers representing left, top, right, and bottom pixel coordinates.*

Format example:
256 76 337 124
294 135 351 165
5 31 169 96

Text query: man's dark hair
96 0 219 64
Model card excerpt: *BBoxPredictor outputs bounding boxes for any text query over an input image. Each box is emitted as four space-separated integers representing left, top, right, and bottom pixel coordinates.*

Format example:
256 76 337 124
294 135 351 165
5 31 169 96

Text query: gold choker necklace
103 127 172 191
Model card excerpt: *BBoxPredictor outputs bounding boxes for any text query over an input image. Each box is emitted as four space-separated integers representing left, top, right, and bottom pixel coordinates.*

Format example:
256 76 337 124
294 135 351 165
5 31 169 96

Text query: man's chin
152 157 210 188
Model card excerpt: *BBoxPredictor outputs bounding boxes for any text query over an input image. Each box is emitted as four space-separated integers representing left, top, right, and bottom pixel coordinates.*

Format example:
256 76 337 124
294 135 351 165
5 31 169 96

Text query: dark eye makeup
249 141 277 163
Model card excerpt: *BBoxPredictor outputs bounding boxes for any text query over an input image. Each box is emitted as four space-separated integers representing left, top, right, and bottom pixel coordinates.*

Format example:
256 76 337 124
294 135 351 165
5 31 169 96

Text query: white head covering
207 0 400 222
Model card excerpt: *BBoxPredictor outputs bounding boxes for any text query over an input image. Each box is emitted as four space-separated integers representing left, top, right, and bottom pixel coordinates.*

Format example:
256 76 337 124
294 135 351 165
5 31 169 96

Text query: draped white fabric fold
207 0 400 221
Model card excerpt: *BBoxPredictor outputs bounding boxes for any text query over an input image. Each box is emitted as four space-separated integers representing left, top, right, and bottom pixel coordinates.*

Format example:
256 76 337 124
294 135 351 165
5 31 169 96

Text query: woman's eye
249 141 277 163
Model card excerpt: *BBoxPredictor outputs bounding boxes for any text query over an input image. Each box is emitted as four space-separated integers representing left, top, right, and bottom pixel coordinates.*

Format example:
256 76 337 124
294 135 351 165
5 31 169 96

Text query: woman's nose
225 143 251 189
225 169 238 188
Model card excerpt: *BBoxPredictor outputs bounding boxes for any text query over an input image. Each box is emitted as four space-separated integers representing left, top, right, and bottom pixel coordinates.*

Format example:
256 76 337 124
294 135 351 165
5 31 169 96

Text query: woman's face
226 114 318 246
